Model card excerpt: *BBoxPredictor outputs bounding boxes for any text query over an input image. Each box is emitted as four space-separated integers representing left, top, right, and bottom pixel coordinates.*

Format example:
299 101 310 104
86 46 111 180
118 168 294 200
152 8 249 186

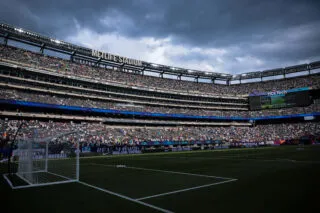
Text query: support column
40 43 45 54
4 33 9 46
76 138 80 181
45 140 49 172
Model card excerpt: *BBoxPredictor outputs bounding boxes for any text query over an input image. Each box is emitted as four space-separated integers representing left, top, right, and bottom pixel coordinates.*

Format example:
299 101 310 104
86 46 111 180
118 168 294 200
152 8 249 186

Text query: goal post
4 130 81 189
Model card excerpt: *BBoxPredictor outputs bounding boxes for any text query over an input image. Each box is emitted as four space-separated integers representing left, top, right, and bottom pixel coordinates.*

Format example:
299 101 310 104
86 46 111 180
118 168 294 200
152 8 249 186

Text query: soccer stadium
1 9 320 213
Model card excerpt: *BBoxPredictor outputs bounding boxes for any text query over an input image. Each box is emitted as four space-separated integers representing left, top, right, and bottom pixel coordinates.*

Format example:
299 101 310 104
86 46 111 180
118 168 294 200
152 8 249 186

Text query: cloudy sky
1 0 320 74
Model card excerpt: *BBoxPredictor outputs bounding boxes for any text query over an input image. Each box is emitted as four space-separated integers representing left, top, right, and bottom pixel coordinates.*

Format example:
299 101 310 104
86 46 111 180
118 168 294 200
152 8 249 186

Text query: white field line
143 152 267 159
16 170 45 174
15 154 318 164
89 163 235 180
45 154 320 164
3 172 75 189
16 173 33 185
78 146 278 160
17 171 73 184
211 157 320 164
136 179 238 201
78 181 174 213
12 179 77 189
3 174 14 189
46 171 72 180
145 156 320 164
3 173 77 190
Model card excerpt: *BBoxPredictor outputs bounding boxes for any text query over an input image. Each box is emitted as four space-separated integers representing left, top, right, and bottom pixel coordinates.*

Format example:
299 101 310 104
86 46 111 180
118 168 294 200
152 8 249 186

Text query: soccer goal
4 126 81 189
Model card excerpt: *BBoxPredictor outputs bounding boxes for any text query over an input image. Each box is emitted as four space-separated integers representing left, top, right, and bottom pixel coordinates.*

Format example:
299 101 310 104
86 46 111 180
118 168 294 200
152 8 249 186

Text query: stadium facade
1 23 319 84
0 22 319 150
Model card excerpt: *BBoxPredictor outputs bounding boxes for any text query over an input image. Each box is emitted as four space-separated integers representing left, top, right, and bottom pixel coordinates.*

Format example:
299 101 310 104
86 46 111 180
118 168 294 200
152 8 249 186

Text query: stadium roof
0 23 318 81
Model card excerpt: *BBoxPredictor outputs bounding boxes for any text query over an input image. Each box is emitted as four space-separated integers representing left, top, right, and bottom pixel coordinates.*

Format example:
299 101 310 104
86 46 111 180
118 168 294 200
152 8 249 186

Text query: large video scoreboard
249 87 312 110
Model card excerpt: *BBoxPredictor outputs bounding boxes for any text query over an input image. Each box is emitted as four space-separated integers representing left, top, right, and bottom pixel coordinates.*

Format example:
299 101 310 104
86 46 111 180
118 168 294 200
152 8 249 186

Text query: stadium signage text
92 50 143 66
250 87 309 97
267 90 287 96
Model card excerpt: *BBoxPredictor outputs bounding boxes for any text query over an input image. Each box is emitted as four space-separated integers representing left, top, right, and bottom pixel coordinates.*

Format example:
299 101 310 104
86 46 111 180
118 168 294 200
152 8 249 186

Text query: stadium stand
0 23 319 157
0 44 320 96
1 120 319 151
0 88 319 117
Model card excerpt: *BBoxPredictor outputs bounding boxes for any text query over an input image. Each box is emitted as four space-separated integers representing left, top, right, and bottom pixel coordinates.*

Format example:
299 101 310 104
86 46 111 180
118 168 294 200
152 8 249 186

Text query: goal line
3 171 78 190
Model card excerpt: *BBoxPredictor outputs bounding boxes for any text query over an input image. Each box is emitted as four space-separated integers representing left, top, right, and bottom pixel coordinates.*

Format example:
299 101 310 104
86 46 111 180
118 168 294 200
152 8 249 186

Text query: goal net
4 124 81 189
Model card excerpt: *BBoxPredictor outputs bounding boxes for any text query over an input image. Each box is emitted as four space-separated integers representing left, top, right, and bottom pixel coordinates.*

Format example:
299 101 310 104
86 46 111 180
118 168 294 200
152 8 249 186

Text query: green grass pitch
1 146 320 213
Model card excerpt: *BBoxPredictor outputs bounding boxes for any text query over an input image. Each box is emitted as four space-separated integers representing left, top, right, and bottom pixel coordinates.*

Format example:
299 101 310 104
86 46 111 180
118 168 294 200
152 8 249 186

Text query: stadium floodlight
15 28 24 33
50 39 61 44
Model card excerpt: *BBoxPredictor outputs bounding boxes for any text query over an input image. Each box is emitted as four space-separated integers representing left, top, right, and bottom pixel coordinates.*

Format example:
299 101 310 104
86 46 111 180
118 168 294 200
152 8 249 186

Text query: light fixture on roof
15 28 24 33
51 39 61 44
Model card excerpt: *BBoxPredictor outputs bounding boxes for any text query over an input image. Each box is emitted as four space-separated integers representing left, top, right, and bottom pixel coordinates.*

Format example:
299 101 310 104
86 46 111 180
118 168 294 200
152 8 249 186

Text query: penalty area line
78 181 174 213
89 163 235 180
136 179 238 201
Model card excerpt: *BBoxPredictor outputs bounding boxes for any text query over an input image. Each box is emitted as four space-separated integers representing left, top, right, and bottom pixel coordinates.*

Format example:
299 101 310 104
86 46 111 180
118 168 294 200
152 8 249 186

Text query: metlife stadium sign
92 49 143 66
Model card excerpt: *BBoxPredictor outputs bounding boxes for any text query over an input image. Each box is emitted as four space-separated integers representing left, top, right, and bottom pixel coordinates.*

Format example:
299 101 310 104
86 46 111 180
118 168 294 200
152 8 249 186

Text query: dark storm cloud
1 0 320 72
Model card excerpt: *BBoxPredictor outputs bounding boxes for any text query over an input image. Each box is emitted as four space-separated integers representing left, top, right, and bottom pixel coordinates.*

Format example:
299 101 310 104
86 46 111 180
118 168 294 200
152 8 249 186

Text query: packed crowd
1 119 319 158
0 81 248 108
1 120 318 145
1 44 319 96
1 88 319 118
